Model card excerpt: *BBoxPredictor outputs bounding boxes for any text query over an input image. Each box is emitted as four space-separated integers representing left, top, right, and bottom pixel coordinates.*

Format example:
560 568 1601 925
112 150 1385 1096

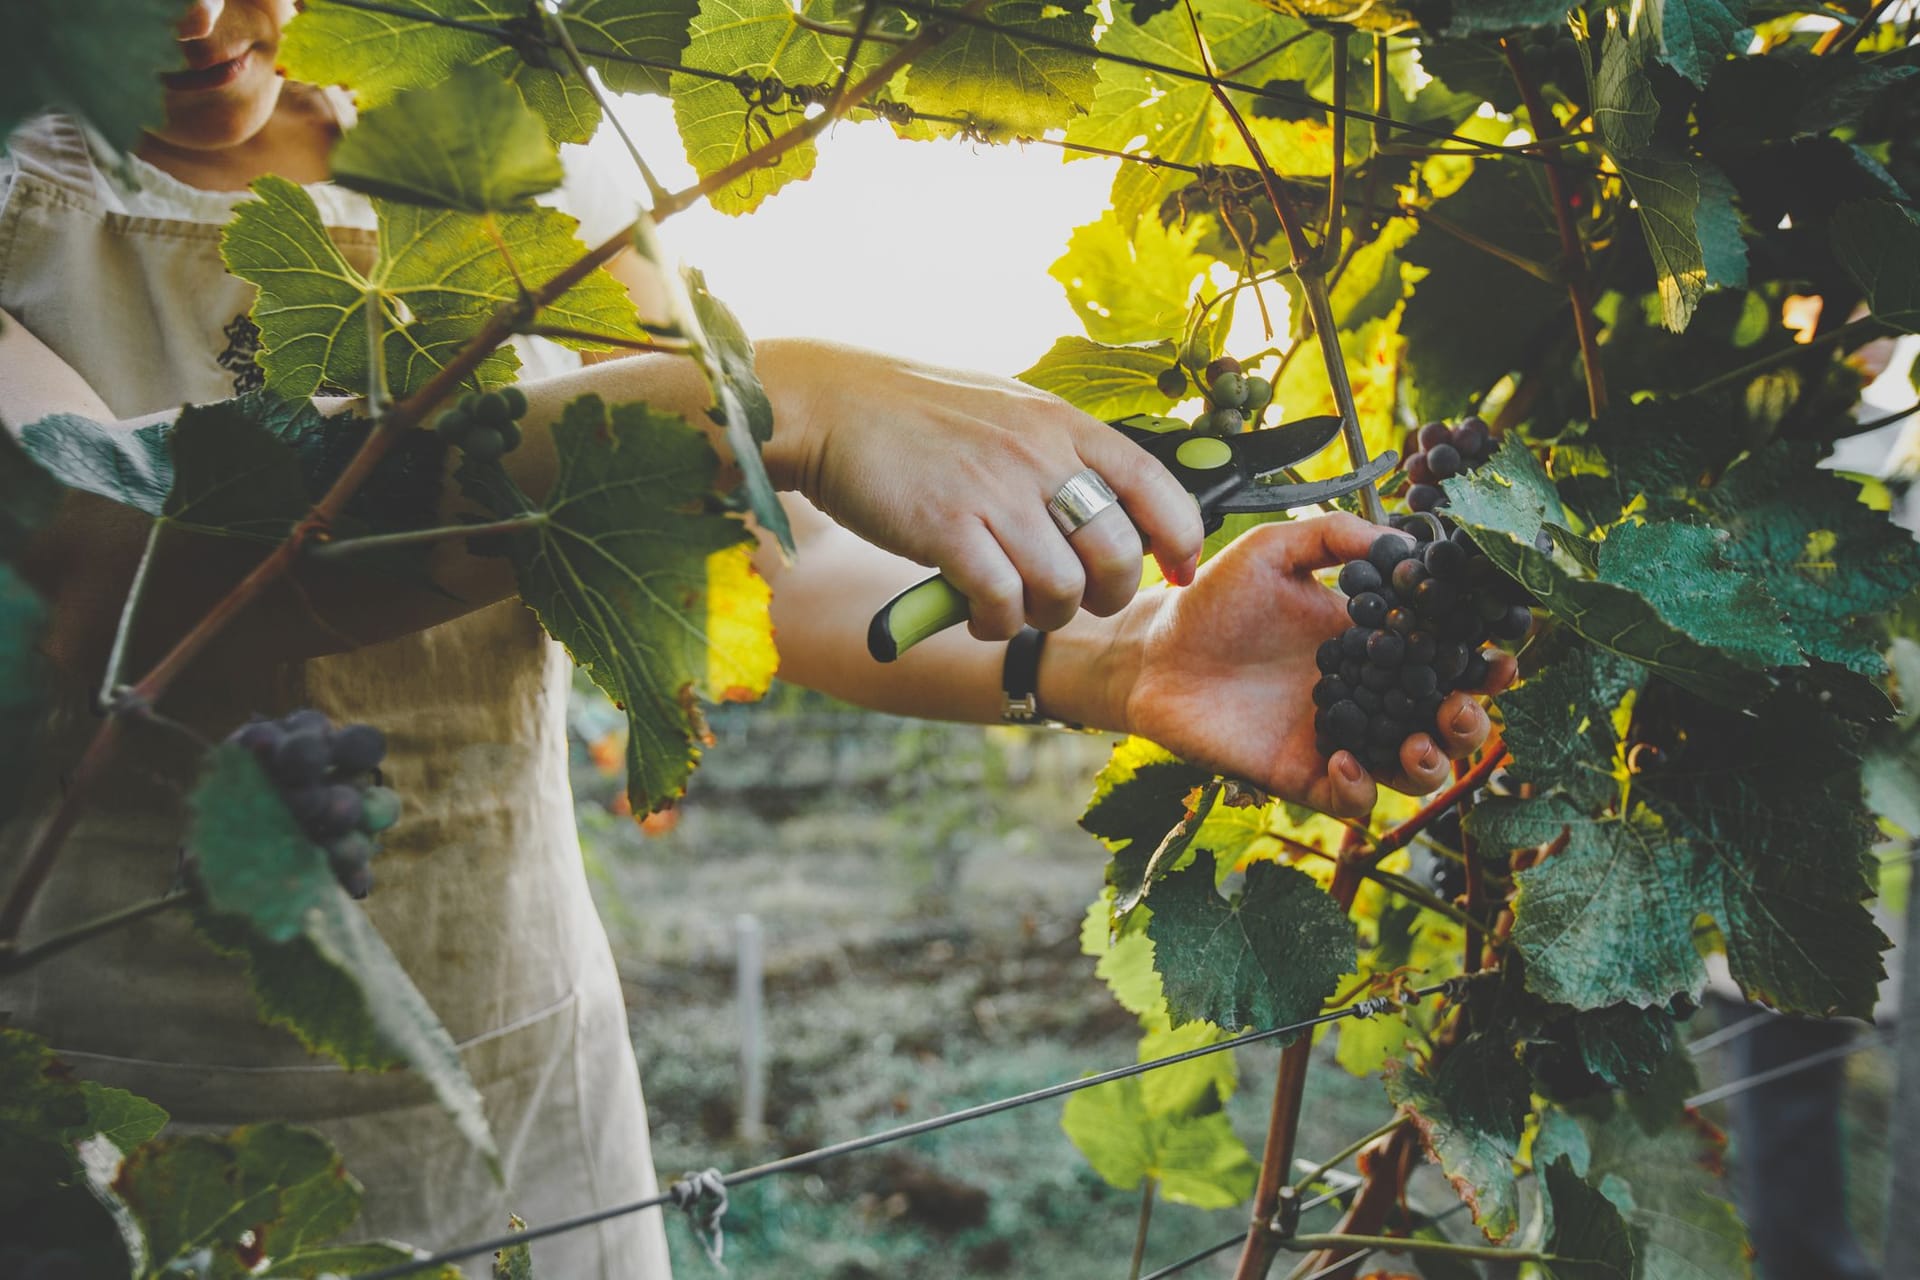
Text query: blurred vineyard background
560 675 1897 1278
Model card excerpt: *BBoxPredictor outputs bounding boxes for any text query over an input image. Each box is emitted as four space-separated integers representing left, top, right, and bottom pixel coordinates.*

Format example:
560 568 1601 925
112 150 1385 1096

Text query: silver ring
1047 467 1119 536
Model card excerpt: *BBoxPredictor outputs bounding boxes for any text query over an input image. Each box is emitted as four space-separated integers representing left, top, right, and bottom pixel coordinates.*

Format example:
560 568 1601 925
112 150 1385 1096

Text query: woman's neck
134 83 341 192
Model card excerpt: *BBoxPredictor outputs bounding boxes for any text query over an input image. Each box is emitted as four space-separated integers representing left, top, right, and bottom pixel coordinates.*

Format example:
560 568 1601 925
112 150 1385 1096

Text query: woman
0 1 1505 1272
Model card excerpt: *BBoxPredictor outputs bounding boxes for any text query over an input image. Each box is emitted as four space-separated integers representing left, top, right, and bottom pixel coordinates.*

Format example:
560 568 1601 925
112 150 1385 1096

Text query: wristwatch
1001 626 1089 731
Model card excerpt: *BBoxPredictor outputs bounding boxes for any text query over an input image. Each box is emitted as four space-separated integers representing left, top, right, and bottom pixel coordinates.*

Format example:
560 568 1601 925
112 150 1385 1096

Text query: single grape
1180 337 1211 370
463 425 507 461
1426 443 1463 480
1406 483 1445 513
1363 744 1401 775
1412 578 1457 617
1405 453 1435 487
360 785 403 833
499 385 529 419
1384 607 1418 636
283 708 331 735
1390 558 1428 596
1243 375 1273 412
456 391 481 414
330 723 387 773
1209 407 1246 435
1417 421 1452 451
308 784 362 838
1367 631 1405 667
1400 664 1438 698
1416 690 1446 721
1474 592 1509 624
1316 638 1345 675
1203 355 1242 383
1459 650 1491 689
1367 533 1416 579
284 783 329 828
1338 559 1383 597
1340 659 1364 687
1210 371 1248 407
1313 676 1351 708
1493 604 1534 641
1452 417 1489 458
475 390 511 423
1348 592 1389 628
1534 529 1555 554
1404 631 1438 666
1352 686 1383 713
1156 366 1188 399
272 729 331 787
340 864 375 900
1361 664 1396 691
433 408 472 442
1367 715 1408 748
1383 689 1414 718
1423 538 1468 580
232 719 284 761
1326 701 1367 749
497 419 524 454
1342 626 1372 659
328 830 375 874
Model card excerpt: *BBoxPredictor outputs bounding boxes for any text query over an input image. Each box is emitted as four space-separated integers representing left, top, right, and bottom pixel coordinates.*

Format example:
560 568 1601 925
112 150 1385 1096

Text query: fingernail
1419 744 1441 771
1175 555 1198 586
1338 753 1364 783
1450 705 1477 734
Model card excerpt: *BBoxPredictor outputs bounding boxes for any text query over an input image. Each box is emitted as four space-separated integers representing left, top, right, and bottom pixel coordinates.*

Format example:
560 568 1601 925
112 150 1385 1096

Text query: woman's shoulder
2 114 100 200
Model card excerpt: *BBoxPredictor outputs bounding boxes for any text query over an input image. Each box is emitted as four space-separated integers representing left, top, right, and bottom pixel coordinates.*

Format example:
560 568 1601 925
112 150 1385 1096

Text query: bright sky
589 94 1271 379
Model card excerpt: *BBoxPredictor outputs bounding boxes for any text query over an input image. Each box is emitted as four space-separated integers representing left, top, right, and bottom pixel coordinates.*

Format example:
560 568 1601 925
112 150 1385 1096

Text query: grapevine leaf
1440 2 1579 35
1060 1078 1256 1209
0 1028 93 1210
284 0 699 145
0 0 177 151
265 1244 460 1279
1442 435 1568 543
1400 166 1565 420
901 0 1098 139
328 66 565 213
163 401 313 543
195 914 399 1072
1137 1019 1236 1117
1080 737 1211 908
0 566 48 828
1477 796 1709 1010
16 416 173 517
1385 1031 1531 1243
671 0 890 216
1539 1159 1636 1280
187 745 499 1173
1831 200 1920 333
1051 211 1212 347
1580 1104 1750 1280
1018 338 1181 419
76 1084 168 1155
1567 1003 1679 1092
1064 0 1309 227
1498 637 1643 809
1646 0 1750 88
457 395 776 813
1145 850 1355 1034
492 1217 534 1280
223 178 639 399
683 267 775 447
1595 522 1802 672
1701 442 1920 679
1095 927 1169 1024
109 1125 345 1275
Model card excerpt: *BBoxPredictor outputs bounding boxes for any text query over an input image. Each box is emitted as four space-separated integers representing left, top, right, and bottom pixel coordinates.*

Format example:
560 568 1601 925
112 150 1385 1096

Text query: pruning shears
866 413 1399 662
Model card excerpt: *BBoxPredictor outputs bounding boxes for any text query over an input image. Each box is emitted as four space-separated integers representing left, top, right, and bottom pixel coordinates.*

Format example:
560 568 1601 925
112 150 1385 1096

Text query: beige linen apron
0 114 672 1277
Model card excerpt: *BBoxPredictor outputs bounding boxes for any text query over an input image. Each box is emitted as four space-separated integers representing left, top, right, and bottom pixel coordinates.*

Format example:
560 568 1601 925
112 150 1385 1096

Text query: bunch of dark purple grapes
1401 416 1494 513
229 710 402 899
1312 527 1533 776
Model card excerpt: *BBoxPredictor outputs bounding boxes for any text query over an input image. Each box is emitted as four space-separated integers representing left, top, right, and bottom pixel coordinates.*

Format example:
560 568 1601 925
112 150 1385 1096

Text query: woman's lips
160 47 253 93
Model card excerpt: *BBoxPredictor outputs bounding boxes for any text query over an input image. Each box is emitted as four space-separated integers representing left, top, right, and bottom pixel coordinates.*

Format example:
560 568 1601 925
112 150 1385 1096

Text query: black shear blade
1232 414 1345 479
1215 450 1401 515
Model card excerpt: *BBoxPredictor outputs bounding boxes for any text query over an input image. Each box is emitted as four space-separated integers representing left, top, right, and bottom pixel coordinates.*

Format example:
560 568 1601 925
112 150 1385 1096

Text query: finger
1073 428 1205 578
941 521 1027 642
1066 503 1148 617
1390 733 1452 795
1433 692 1492 760
1307 750 1377 819
992 507 1086 633
1473 648 1520 695
1283 512 1411 574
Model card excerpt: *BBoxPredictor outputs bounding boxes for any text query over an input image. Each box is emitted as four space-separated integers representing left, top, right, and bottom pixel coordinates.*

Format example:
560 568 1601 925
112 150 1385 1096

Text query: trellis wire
347 983 1455 1279
1137 1183 1357 1280
1685 1028 1892 1108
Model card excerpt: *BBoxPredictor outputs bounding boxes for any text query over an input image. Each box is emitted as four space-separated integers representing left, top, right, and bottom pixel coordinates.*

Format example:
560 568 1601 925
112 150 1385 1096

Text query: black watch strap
1001 627 1086 730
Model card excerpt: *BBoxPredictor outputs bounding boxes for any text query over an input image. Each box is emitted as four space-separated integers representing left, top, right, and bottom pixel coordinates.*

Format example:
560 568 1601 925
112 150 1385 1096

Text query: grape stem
306 514 552 561
1127 1178 1158 1280
1502 38 1607 418
527 324 692 354
0 886 189 975
1280 1232 1565 1264
1273 834 1480 934
1368 740 1508 863
97 522 164 713
1289 1117 1405 1198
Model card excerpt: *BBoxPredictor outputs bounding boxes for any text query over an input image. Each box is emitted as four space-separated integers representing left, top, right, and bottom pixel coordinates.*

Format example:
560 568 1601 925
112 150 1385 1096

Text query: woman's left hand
1107 513 1515 819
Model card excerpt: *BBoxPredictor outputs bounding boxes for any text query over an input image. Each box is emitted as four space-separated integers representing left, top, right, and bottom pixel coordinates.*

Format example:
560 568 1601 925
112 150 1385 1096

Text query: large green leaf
1831 200 1920 333
0 1029 94 1212
1646 0 1750 88
1386 1032 1531 1243
1051 211 1212 347
458 395 777 813
671 0 890 215
1136 1019 1237 1118
1479 797 1708 1010
1080 737 1212 910
1144 850 1354 1033
1060 1078 1255 1209
284 0 699 145
328 66 565 213
16 416 173 517
1498 638 1643 810
1400 165 1565 421
900 0 1098 139
187 745 498 1173
0 0 177 151
1063 0 1312 227
1581 1105 1750 1280
1018 338 1181 420
222 177 640 399
1540 1159 1637 1280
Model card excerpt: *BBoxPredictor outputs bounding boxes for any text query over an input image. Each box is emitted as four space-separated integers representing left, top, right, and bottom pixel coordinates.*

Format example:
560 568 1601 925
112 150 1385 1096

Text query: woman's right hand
756 339 1207 641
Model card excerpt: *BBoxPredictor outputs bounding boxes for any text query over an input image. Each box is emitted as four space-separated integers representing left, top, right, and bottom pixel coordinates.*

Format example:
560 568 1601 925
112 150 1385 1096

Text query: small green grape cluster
1155 344 1273 435
433 386 529 462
